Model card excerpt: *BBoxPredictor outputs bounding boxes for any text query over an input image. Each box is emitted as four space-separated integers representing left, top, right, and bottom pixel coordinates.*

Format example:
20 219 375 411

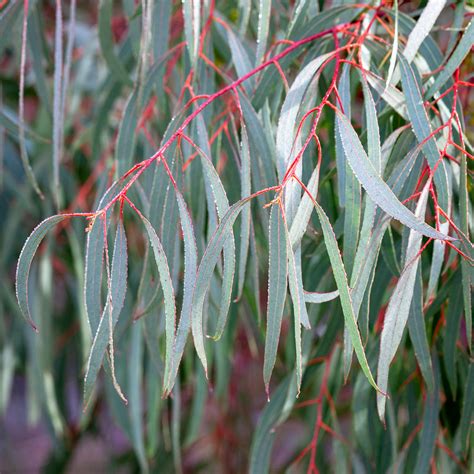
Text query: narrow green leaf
283 214 302 395
193 126 236 341
443 274 463 396
164 191 198 395
140 215 176 391
385 0 398 88
339 64 361 278
426 19 474 98
152 0 171 60
84 220 128 407
183 0 200 66
16 215 68 331
227 28 254 95
263 204 288 397
399 55 450 215
237 123 251 300
414 352 440 474
191 198 250 377
460 364 474 455
336 111 451 241
128 321 148 473
115 90 138 177
52 0 63 208
377 182 430 421
403 0 446 64
426 220 448 303
407 266 434 393
85 183 124 335
255 0 271 65
343 75 382 376
310 199 379 392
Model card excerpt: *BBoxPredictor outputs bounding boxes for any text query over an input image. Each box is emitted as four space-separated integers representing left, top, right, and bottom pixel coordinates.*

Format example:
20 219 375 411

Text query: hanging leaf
263 203 288 396
16 215 69 331
336 111 451 241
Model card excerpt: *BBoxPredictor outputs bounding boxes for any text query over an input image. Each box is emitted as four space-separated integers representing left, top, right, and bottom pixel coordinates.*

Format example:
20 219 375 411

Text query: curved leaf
336 111 451 242
16 215 69 331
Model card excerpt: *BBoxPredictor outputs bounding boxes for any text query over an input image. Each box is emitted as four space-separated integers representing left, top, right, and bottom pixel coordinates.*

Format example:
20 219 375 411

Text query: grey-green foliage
2 1 473 472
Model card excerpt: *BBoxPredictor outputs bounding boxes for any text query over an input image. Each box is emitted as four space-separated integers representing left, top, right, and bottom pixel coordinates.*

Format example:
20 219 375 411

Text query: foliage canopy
1 0 473 471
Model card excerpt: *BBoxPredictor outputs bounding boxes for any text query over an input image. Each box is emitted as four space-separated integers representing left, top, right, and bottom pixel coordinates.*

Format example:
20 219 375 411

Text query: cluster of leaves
1 0 473 471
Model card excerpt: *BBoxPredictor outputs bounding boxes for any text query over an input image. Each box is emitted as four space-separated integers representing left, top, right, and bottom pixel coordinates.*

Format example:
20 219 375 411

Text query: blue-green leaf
263 204 288 396
336 111 451 242
16 215 68 331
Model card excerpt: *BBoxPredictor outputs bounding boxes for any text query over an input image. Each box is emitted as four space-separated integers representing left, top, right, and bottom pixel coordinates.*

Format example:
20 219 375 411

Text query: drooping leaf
236 123 251 300
164 191 198 395
263 204 288 396
255 0 271 65
183 0 200 66
336 111 451 242
399 55 450 215
407 266 434 393
310 198 379 392
192 198 251 376
16 215 68 331
377 182 430 421
140 215 176 391
414 352 440 474
283 213 302 395
426 19 474 98
84 219 128 407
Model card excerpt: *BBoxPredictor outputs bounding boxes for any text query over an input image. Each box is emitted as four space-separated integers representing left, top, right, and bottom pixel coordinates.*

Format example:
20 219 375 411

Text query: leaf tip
265 383 270 402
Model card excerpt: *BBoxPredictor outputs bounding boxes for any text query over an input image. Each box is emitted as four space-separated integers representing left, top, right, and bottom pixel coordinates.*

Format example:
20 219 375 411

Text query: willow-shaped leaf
164 191 198 395
343 76 381 377
385 0 398 88
183 0 200 66
255 0 271 65
283 214 302 395
115 91 138 177
338 63 360 278
237 123 251 300
16 215 68 331
414 353 440 474
407 267 434 393
263 204 288 396
128 320 148 473
310 199 378 391
460 365 474 454
336 111 451 242
192 198 251 376
403 0 446 64
426 19 474 98
227 28 254 95
399 55 450 214
193 129 235 341
85 183 123 334
443 275 463 396
140 216 176 390
84 220 128 407
377 182 429 421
